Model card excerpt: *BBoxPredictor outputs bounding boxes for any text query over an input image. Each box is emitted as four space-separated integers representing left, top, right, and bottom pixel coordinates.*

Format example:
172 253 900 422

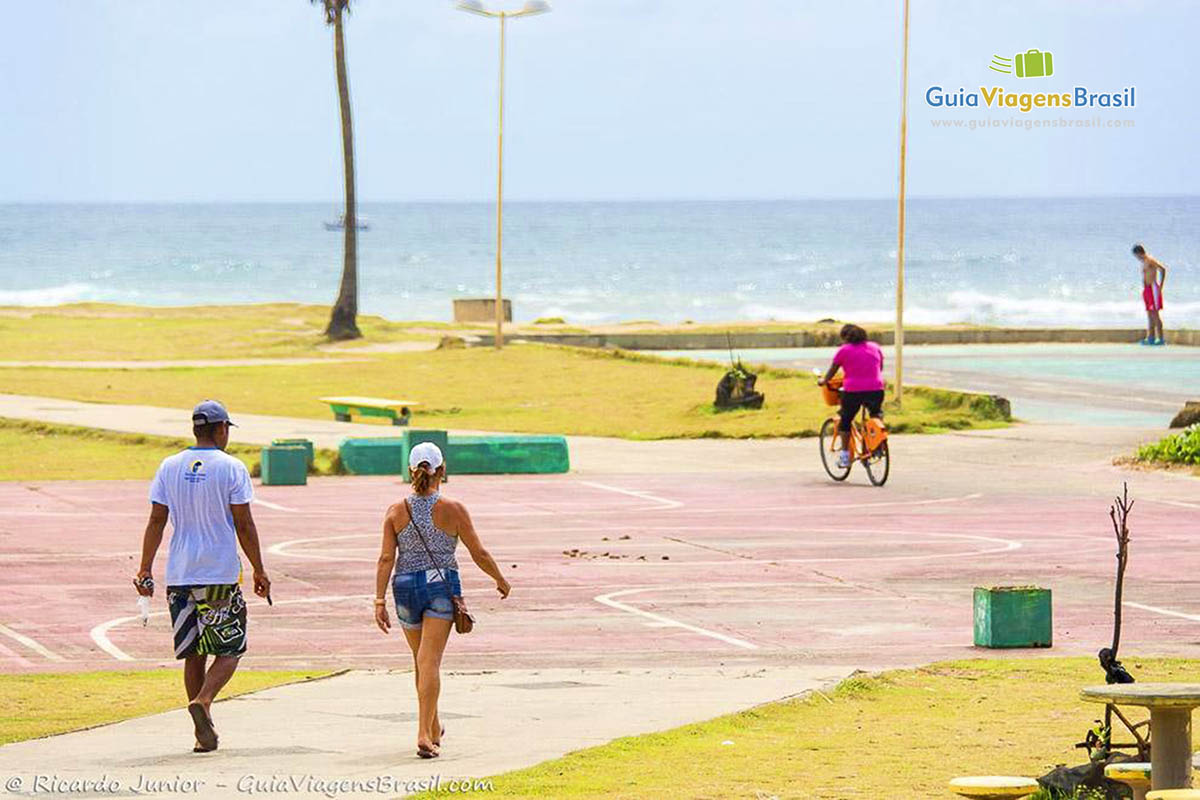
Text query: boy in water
1132 243 1167 346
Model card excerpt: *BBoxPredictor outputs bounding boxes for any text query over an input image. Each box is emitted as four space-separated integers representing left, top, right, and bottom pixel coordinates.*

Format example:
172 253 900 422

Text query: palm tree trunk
326 4 361 340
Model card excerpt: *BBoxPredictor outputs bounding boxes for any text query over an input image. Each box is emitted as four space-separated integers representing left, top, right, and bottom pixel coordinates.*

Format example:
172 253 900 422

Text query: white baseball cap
409 442 444 474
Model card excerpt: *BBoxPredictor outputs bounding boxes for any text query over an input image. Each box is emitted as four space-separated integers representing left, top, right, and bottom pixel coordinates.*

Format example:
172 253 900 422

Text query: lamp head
456 0 491 15
520 0 552 14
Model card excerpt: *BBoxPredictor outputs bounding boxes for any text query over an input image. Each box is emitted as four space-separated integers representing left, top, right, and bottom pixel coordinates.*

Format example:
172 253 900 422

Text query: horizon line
2 193 1198 206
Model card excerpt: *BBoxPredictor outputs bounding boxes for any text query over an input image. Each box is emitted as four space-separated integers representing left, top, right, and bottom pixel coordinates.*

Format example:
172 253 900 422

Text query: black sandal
417 743 439 759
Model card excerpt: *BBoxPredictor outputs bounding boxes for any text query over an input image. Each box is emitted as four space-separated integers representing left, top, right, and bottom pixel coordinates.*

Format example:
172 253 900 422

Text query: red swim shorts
1143 283 1163 312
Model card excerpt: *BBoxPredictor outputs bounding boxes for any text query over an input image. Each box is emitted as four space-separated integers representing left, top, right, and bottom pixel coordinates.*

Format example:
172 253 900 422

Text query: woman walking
374 442 511 758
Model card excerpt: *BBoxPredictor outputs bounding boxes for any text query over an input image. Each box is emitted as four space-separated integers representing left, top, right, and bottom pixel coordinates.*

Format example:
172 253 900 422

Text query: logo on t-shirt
184 459 207 484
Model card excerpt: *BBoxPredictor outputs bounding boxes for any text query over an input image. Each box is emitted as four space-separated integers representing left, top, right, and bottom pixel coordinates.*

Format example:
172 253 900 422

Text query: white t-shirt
150 448 255 586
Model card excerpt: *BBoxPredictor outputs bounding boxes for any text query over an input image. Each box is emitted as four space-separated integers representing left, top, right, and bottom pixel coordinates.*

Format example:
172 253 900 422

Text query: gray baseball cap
192 399 236 427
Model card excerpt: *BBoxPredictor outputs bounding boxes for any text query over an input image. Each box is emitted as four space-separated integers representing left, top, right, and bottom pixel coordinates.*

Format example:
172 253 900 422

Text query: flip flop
417 743 440 759
433 725 445 747
188 703 218 752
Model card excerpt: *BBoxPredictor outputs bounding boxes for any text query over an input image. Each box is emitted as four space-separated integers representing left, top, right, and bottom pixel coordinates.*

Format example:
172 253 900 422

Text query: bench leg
335 413 351 423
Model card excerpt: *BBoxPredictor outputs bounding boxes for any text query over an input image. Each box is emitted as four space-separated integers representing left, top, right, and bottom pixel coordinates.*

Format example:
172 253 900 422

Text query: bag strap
404 497 451 588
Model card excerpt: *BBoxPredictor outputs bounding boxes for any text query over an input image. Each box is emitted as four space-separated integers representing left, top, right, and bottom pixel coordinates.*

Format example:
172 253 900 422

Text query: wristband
374 598 386 606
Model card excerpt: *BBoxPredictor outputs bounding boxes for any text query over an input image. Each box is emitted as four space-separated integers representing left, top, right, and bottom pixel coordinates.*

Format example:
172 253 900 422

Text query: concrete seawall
481 328 1198 350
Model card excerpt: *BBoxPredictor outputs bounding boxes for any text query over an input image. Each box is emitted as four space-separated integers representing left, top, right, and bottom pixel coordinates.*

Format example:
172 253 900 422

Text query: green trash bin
271 438 314 468
973 586 1052 648
261 445 308 486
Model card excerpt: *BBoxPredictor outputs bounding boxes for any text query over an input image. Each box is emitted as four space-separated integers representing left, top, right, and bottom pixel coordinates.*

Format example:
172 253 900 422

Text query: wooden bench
948 776 1039 799
319 396 420 426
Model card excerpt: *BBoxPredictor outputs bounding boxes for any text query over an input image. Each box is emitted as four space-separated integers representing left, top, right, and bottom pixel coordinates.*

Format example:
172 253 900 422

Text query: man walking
134 400 270 752
1132 243 1168 345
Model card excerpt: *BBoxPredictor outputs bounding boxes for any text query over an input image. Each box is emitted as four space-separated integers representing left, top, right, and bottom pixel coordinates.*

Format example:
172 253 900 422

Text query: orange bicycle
818 376 890 486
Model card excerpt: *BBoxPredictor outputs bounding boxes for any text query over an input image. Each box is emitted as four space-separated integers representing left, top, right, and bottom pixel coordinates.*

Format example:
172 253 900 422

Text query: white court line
732 492 983 513
1124 602 1200 623
268 526 1024 564
90 593 372 662
0 623 65 662
267 526 1019 562
578 481 684 510
593 587 757 650
254 498 299 513
1147 499 1200 511
581 531 1022 567
134 489 982 520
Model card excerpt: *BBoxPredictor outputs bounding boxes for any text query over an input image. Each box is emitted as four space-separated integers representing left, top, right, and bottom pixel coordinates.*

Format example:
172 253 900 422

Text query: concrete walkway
0 392 1171 482
0 393 459 452
0 358 365 370
0 666 848 799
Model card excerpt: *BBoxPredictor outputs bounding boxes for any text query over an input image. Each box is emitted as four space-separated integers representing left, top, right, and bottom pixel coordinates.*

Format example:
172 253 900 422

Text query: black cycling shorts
839 390 885 432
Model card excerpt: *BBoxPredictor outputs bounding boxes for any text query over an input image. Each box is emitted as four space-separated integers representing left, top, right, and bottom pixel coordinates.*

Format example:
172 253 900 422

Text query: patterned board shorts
167 584 248 659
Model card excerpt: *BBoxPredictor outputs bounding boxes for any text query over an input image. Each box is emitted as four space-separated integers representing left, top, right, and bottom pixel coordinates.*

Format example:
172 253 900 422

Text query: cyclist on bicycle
817 323 885 468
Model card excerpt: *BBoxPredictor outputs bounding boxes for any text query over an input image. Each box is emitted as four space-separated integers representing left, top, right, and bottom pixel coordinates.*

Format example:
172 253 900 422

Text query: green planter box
339 432 569 476
401 430 449 475
260 445 308 486
973 586 1052 648
446 435 570 475
338 437 407 476
339 432 449 476
271 438 314 468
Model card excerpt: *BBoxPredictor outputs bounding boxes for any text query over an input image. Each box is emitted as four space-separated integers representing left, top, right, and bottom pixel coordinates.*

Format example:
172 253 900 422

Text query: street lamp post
457 0 551 350
894 0 911 406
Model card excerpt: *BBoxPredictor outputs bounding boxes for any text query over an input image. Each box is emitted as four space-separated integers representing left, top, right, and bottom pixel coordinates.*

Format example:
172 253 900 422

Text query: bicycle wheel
819 418 851 482
863 440 890 487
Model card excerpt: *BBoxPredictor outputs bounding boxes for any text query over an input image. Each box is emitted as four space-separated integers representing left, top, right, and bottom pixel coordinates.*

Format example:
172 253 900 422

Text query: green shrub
1136 424 1200 465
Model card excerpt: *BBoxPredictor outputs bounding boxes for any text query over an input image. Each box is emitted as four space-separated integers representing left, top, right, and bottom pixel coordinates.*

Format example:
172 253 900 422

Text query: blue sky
2 0 1196 202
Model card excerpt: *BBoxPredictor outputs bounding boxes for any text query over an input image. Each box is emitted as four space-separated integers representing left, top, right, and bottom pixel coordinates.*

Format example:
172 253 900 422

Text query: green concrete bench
948 776 1039 799
1106 762 1152 800
320 396 419 426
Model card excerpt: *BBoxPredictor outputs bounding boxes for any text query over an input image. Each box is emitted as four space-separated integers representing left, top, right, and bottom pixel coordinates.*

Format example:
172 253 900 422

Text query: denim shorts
392 568 462 630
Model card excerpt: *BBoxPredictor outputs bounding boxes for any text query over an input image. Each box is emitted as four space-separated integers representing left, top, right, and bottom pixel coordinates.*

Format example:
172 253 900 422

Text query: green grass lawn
0 344 1009 440
0 304 991 363
0 304 452 361
0 669 330 745
426 657 1198 800
0 418 340 481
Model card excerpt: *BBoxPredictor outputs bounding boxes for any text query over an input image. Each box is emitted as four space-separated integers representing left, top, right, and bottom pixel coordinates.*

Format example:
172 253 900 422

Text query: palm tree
315 0 361 340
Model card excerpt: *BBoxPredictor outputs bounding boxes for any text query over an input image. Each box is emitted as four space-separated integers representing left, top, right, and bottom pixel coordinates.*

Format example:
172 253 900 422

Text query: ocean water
0 198 1196 326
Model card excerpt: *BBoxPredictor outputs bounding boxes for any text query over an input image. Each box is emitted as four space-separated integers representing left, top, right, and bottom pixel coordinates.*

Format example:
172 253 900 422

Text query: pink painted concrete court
2 468 1198 673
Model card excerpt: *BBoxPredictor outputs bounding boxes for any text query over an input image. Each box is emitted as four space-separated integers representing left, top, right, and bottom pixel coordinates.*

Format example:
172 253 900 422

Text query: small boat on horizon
323 214 370 231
